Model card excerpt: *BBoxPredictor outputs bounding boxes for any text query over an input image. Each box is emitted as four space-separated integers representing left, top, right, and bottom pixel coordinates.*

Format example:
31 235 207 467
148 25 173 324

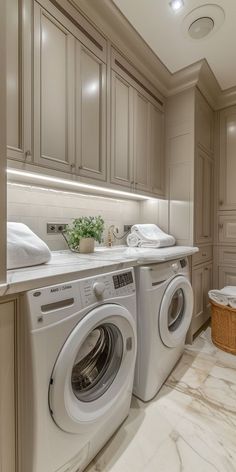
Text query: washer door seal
159 276 193 348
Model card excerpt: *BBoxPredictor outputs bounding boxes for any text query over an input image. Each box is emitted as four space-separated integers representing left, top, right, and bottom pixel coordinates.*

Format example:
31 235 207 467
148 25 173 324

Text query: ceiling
112 0 236 90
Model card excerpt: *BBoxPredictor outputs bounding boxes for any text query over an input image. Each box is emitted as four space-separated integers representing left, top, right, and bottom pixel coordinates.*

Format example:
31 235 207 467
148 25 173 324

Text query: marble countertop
0 246 198 297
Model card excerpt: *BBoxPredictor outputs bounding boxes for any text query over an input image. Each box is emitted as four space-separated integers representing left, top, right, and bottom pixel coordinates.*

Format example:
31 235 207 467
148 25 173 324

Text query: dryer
19 268 137 472
133 258 193 402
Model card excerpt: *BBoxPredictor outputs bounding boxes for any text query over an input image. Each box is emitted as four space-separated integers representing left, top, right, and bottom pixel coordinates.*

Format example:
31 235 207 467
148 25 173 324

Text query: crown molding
69 0 236 110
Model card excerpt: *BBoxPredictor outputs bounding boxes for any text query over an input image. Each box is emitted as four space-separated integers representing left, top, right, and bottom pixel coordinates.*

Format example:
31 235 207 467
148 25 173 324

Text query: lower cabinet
0 298 17 472
187 261 213 343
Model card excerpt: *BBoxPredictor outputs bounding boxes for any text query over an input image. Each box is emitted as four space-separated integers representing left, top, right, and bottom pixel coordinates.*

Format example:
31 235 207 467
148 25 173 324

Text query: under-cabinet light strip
7 169 157 201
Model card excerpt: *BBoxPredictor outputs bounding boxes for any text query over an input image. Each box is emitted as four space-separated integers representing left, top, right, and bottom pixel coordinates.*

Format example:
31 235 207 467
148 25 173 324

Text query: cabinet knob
70 163 76 169
219 223 223 229
78 165 82 170
131 180 134 185
219 200 224 206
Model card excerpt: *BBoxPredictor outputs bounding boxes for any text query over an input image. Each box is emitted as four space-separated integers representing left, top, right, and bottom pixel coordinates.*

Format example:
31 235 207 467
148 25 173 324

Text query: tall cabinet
166 88 214 342
216 105 236 287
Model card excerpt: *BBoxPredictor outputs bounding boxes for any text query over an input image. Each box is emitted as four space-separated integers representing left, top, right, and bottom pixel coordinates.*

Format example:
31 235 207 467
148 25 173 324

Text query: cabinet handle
218 223 223 229
24 150 31 160
202 253 207 256
131 180 134 185
78 165 82 170
219 200 224 206
203 235 208 238
204 267 209 271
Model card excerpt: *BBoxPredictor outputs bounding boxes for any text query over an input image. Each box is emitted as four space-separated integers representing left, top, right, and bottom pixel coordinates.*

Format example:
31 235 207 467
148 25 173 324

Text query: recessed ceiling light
188 17 214 39
182 5 225 40
169 0 184 12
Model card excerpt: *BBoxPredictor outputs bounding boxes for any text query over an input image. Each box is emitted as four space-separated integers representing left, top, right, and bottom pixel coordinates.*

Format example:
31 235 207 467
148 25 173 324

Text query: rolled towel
127 232 140 247
7 222 51 269
208 290 228 306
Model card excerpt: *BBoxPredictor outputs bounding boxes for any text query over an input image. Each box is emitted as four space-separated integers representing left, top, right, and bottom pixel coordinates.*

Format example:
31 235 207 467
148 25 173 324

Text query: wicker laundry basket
210 301 236 355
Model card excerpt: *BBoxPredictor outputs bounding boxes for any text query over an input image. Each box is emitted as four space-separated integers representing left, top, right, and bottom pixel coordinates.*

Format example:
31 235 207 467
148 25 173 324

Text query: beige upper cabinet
195 148 213 243
111 68 164 195
134 90 150 192
111 71 134 188
76 43 106 181
7 0 31 162
195 89 214 156
219 106 236 210
34 4 75 173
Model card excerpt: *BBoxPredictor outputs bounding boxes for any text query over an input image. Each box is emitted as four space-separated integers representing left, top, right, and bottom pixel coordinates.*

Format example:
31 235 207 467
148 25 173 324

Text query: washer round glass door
49 304 136 433
159 276 193 348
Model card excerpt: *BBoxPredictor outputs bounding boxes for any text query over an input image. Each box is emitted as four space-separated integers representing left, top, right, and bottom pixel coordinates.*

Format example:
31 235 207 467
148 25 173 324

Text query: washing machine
133 257 193 402
18 267 137 472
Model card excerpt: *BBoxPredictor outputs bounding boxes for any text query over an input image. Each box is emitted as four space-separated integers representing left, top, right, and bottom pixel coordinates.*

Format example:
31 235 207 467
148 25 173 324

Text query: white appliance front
19 268 137 472
133 258 193 402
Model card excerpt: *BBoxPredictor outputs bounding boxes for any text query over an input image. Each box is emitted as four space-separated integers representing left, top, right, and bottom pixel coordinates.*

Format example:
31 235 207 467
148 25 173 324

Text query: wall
7 183 161 250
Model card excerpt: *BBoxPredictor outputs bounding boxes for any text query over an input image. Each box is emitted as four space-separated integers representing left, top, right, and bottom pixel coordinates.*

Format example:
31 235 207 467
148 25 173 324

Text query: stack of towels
208 287 236 308
126 224 175 248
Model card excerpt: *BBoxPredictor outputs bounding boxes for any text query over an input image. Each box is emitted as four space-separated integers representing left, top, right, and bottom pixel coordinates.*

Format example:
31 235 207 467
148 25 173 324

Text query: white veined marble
86 328 236 472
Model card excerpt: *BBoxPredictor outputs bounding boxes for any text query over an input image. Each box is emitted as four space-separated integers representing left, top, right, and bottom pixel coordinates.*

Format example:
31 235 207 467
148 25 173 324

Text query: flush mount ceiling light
169 0 184 12
182 4 225 40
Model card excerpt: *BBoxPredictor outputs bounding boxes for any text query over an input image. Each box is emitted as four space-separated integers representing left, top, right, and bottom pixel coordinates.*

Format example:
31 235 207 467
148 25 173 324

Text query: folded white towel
208 290 228 306
221 286 236 297
7 222 51 269
228 298 236 309
127 224 175 248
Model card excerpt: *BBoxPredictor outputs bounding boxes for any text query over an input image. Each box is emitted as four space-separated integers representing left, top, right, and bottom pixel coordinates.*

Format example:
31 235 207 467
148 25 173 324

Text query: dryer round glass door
159 276 193 348
49 304 136 433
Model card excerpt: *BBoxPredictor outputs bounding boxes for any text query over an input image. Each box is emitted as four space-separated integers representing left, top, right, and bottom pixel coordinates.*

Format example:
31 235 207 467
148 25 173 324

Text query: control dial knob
93 281 105 297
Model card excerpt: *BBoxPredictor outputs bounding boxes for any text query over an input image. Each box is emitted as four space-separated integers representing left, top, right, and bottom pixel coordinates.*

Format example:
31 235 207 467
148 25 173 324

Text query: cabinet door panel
111 72 134 187
218 214 236 243
0 301 16 472
134 91 149 191
219 107 236 210
195 148 213 243
150 104 164 195
219 267 236 289
203 263 213 312
34 5 75 172
7 0 31 161
192 267 204 318
196 90 214 155
76 44 106 180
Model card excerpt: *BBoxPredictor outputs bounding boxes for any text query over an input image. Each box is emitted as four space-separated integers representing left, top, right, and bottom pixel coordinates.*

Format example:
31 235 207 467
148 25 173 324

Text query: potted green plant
64 216 105 253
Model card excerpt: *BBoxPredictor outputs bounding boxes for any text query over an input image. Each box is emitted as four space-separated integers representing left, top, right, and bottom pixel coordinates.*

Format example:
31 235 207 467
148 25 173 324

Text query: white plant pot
79 237 95 254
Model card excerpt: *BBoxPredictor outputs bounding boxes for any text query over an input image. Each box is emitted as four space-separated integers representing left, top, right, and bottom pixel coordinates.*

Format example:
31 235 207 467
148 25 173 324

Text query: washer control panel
80 269 135 306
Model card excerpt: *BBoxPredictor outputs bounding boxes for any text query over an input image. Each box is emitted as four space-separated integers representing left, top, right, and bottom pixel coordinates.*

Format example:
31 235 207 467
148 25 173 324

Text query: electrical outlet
47 223 67 234
124 225 132 232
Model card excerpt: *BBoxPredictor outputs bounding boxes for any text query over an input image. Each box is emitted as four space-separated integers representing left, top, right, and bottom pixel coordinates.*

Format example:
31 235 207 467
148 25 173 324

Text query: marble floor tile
85 328 236 472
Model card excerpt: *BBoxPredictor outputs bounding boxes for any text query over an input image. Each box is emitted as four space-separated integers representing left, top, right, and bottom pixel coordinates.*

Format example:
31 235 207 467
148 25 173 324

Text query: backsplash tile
7 183 161 250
